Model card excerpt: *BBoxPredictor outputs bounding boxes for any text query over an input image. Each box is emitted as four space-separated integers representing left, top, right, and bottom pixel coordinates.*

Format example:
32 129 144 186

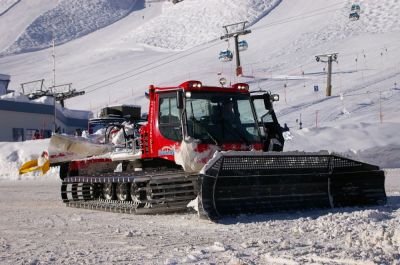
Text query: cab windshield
185 92 261 144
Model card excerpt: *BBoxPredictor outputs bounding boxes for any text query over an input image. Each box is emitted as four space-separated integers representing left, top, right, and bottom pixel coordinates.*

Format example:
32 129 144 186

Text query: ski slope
126 0 281 50
0 0 58 52
3 0 141 55
1 0 399 164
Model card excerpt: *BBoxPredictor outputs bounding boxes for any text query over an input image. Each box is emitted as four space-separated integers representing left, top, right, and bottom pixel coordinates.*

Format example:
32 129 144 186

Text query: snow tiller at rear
20 80 387 220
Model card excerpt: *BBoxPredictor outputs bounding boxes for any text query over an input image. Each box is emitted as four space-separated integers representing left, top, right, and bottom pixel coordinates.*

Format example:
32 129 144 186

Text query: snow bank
1 93 57 105
284 122 400 168
0 93 91 119
4 0 139 54
0 139 60 181
127 0 281 50
32 95 54 105
1 93 55 104
0 91 30 102
62 108 91 119
0 139 49 164
345 145 400 169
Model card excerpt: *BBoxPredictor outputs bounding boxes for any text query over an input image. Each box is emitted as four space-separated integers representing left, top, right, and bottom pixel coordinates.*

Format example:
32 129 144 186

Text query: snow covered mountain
2 0 140 55
0 0 400 162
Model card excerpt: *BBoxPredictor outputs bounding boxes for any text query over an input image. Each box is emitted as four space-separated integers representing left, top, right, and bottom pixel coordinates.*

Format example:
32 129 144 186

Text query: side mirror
177 90 184 109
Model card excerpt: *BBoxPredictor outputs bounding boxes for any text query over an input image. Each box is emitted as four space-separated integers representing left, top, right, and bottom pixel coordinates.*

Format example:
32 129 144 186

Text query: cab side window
252 98 273 123
159 94 182 141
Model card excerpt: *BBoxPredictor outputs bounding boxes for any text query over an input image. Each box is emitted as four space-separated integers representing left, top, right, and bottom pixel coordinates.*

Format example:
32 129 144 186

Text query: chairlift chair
351 4 361 12
238 40 248 52
349 12 360 21
219 50 233 62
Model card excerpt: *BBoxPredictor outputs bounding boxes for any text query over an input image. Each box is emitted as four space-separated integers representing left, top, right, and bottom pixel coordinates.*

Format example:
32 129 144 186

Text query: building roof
0 74 10 81
0 99 90 127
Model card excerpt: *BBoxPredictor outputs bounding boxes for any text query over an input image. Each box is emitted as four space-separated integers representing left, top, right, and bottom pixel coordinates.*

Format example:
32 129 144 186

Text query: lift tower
315 53 338 96
221 21 251 76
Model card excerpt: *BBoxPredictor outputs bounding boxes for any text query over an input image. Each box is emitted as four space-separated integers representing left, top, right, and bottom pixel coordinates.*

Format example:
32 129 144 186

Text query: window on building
24 129 52 140
0 80 9 95
26 129 39 140
41 130 52 138
13 128 24 142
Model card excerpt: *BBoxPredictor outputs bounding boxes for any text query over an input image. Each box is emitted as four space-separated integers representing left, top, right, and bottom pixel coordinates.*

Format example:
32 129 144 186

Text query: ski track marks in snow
3 0 141 55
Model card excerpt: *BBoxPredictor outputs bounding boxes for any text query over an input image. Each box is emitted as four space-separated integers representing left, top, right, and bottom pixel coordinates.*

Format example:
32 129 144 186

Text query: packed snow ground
0 170 399 265
0 139 399 264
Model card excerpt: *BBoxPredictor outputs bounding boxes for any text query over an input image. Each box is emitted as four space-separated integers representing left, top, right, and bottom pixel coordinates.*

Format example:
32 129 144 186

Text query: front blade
198 151 386 220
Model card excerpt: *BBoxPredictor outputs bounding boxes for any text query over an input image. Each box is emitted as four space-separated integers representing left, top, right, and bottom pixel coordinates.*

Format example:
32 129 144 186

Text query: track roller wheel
116 183 131 201
82 183 92 201
71 183 79 200
131 183 146 208
103 183 115 200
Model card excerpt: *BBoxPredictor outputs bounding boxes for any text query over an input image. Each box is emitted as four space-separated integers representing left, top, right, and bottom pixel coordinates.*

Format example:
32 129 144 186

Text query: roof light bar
190 81 202 88
232 83 249 90
179 80 203 89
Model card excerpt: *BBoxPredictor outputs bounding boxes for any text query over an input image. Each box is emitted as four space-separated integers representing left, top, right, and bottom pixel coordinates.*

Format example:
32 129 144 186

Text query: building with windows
0 74 91 142
0 74 10 95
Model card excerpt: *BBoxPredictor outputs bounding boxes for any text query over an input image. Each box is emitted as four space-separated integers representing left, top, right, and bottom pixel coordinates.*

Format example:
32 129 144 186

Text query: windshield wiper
190 117 219 146
221 119 251 146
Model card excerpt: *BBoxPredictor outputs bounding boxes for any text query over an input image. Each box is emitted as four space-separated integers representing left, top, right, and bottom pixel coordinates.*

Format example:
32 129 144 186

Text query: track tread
61 169 198 215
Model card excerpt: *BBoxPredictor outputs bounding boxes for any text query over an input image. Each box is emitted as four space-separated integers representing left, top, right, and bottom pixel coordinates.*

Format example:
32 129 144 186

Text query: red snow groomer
22 80 387 220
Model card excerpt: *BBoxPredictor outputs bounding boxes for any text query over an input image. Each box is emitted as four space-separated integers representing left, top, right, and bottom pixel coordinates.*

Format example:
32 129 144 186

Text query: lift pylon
220 21 251 76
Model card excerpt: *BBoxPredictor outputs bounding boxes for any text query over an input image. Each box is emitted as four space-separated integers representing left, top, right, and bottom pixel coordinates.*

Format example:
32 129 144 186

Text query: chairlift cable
78 2 349 94
251 2 345 31
84 40 222 94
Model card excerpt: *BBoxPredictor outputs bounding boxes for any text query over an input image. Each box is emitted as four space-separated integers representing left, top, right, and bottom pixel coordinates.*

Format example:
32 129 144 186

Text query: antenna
52 34 57 133
52 36 56 90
